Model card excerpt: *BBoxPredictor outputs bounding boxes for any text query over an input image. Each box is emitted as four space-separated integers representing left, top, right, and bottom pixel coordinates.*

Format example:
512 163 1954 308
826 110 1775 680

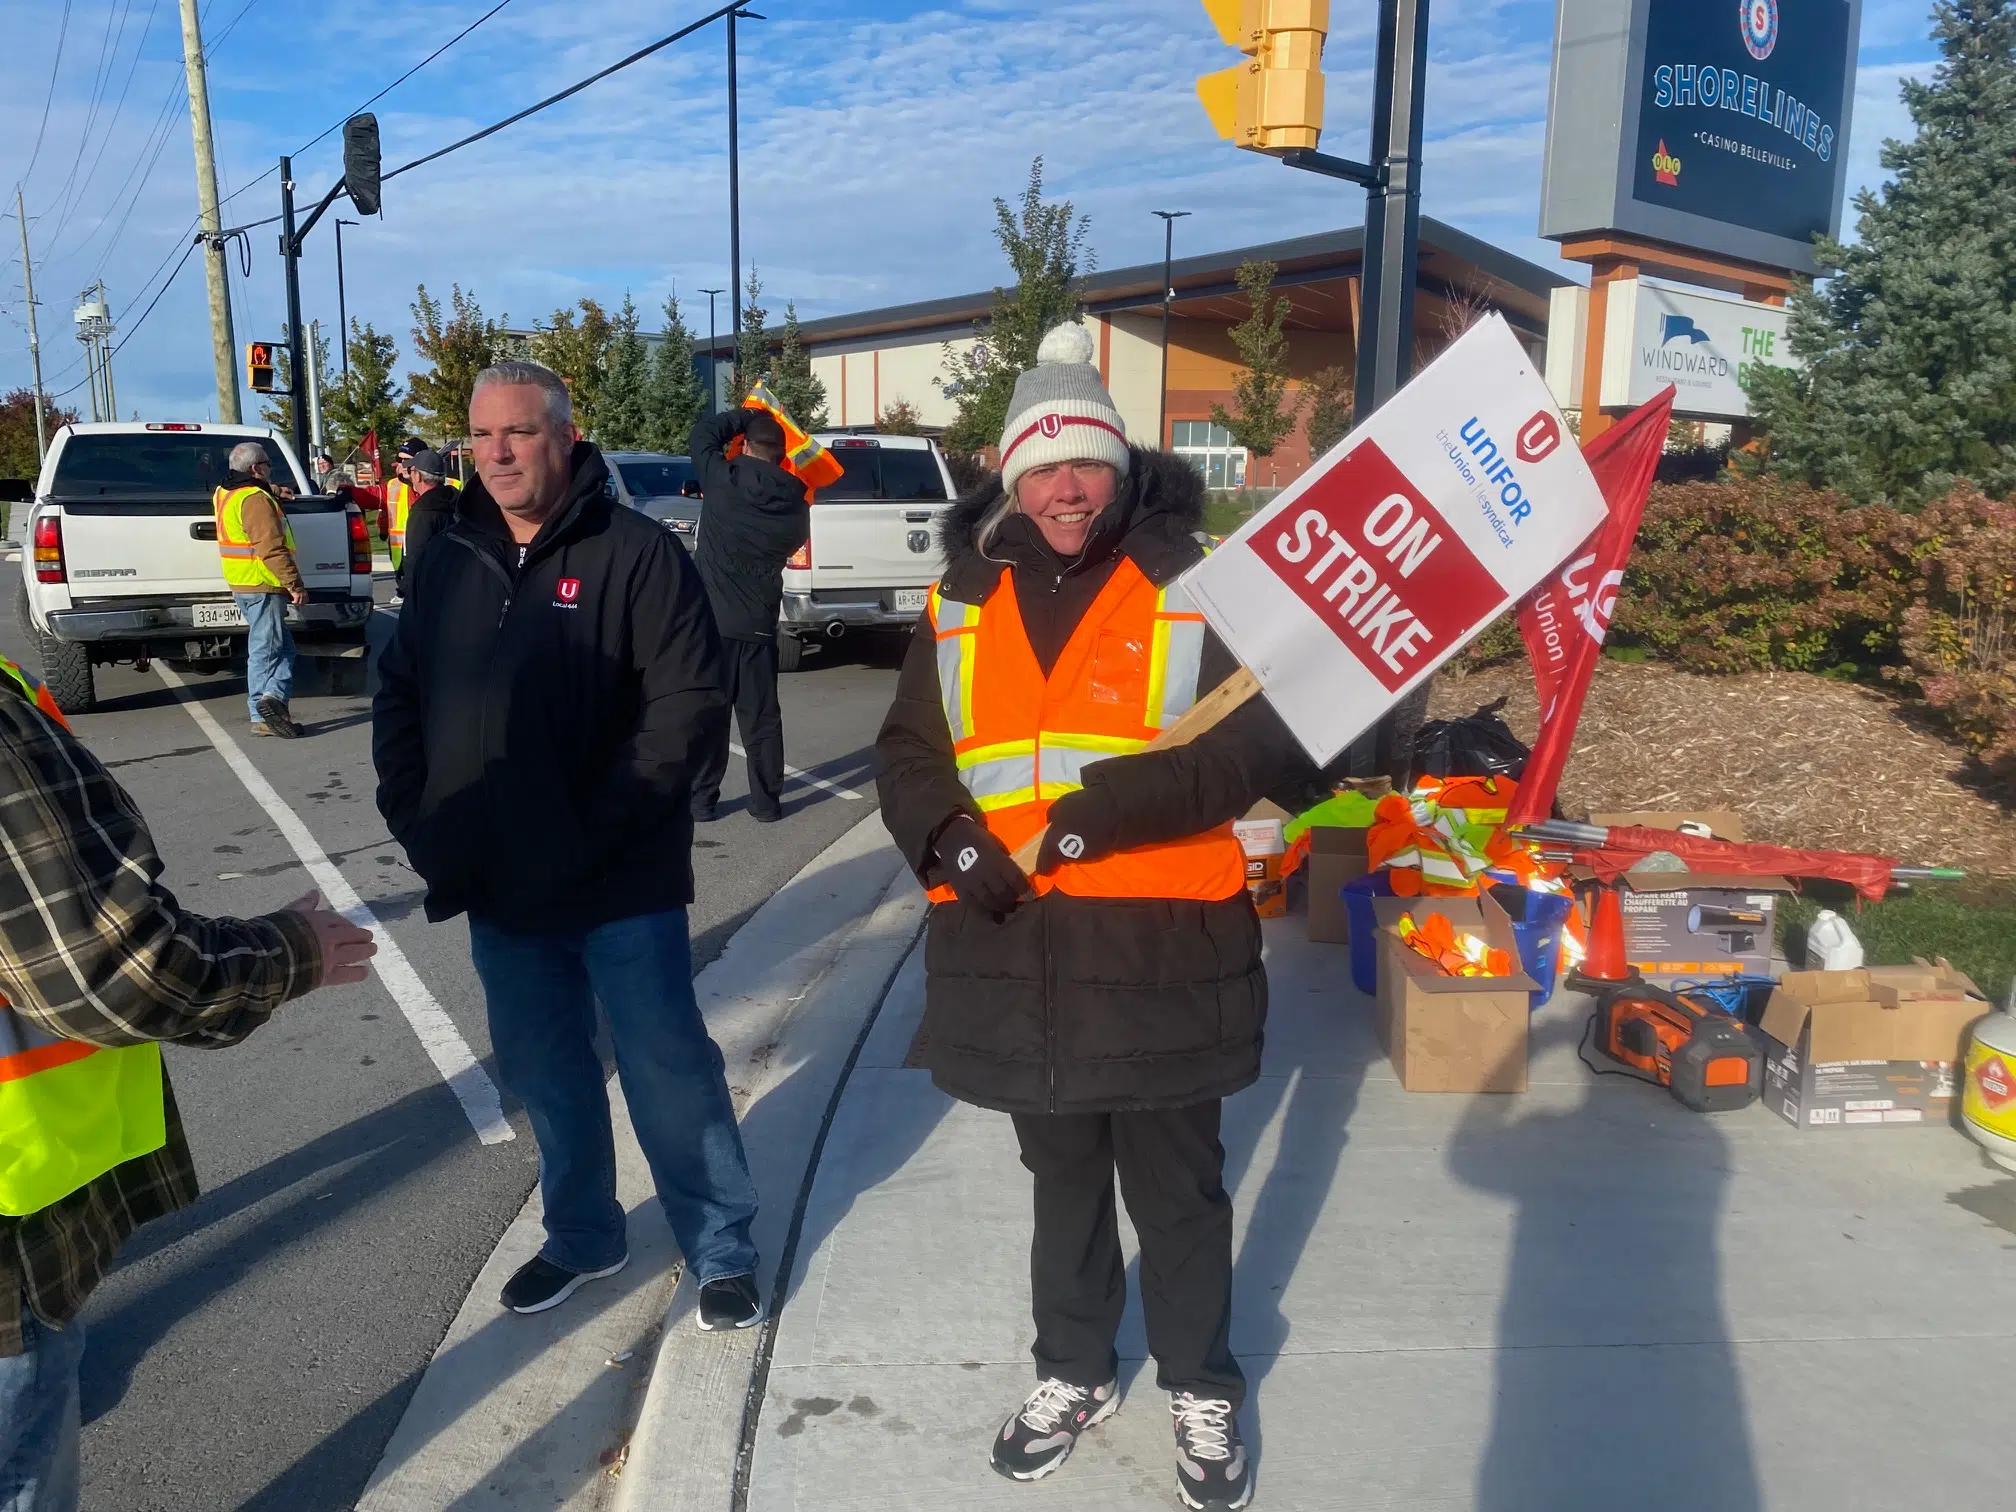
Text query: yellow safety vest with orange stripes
385 478 414 568
925 559 1246 904
212 483 298 591
0 655 167 1217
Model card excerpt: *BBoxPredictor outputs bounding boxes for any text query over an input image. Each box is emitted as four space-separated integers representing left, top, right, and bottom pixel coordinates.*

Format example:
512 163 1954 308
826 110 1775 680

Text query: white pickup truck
778 432 957 671
15 422 373 712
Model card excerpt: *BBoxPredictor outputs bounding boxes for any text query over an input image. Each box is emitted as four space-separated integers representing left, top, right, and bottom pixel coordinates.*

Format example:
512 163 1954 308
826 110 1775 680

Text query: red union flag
1183 316 1610 764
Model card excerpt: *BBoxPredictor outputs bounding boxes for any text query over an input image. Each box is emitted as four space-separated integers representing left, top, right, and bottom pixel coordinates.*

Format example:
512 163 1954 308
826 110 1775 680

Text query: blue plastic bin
1343 873 1395 995
1489 884 1576 1010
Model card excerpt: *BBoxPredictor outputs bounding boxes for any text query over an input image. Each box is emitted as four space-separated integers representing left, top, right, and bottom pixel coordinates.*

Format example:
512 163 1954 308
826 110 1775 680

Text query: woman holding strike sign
876 324 1315 1511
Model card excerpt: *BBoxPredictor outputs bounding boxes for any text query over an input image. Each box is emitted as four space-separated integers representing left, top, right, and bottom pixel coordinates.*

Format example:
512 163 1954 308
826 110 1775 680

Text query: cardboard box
1305 826 1371 943
1233 815 1288 919
1583 810 1791 979
1758 962 1992 1131
1371 894 1536 1092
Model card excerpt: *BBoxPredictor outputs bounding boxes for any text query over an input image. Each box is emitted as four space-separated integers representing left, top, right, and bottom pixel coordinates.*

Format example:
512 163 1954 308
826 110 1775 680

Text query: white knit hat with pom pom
997 321 1131 499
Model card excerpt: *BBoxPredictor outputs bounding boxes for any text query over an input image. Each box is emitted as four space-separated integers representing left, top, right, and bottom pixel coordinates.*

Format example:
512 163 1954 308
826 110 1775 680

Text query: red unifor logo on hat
555 577 582 607
1037 414 1065 440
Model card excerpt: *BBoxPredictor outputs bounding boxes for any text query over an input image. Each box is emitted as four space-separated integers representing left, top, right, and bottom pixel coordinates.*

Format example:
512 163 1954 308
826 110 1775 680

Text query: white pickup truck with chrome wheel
15 422 374 712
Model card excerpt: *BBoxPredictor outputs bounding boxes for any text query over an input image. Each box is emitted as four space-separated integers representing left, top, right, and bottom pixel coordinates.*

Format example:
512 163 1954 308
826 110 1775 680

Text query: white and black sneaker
1171 1393 1252 1509
989 1377 1119 1482
499 1254 628 1315
696 1273 765 1331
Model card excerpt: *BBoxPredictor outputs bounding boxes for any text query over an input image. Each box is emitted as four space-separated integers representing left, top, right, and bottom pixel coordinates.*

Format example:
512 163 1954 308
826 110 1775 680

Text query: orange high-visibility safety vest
925 559 1247 904
0 655 168 1217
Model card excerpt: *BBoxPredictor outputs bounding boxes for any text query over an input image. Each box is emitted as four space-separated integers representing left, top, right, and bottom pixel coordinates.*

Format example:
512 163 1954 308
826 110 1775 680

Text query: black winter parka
688 410 811 642
373 443 727 932
875 449 1318 1116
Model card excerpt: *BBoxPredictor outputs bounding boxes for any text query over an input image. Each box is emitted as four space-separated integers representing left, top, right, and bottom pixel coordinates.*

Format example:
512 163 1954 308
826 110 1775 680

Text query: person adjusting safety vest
922 565 1246 904
213 477 299 590
739 381 843 498
0 655 168 1218
385 436 428 570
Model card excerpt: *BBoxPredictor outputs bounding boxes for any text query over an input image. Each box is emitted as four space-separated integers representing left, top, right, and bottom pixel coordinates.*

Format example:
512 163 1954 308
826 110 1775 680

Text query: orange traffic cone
1581 883 1632 982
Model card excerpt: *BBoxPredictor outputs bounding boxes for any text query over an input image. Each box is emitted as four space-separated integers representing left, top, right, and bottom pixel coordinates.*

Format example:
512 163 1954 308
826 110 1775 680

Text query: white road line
730 743 863 801
155 666 515 1146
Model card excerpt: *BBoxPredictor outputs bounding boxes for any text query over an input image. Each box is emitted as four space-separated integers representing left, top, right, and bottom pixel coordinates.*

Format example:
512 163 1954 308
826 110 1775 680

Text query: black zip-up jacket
875 449 1319 1115
372 443 727 932
688 410 811 642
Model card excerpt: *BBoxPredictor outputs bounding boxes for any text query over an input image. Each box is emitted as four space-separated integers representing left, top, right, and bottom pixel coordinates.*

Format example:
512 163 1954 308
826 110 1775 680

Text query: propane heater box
1582 811 1795 981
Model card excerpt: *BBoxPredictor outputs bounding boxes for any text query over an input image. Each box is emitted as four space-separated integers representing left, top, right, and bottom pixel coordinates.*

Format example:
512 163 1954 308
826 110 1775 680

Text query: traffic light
1197 0 1329 154
344 113 381 216
246 342 276 393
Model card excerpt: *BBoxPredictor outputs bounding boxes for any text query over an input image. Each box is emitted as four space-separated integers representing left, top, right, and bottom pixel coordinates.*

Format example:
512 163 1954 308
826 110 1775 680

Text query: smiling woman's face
1016 460 1119 555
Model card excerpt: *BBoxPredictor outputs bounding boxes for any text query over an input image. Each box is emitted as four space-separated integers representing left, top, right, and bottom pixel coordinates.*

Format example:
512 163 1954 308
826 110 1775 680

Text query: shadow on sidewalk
1447 1014 1763 1512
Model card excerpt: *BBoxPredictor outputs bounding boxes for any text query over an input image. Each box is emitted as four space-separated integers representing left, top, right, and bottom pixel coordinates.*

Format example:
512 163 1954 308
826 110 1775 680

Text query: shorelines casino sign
1541 0 1861 274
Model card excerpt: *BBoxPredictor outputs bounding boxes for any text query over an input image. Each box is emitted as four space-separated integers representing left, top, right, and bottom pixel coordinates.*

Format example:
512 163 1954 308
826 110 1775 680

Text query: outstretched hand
283 891 378 988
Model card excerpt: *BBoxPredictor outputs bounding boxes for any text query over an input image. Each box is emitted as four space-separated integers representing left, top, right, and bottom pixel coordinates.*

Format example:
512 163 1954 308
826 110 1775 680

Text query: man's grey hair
472 360 573 429
228 441 268 473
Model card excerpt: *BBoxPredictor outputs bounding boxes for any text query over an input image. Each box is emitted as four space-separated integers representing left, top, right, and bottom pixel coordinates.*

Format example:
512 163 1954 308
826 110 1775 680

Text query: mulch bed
1427 658 2016 880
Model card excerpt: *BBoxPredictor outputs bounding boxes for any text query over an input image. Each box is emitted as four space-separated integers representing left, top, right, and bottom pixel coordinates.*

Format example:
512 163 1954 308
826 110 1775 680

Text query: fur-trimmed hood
935 446 1208 600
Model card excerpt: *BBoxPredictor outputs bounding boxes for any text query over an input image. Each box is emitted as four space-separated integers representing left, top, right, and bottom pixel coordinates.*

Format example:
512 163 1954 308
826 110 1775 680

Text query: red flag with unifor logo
1503 387 1675 828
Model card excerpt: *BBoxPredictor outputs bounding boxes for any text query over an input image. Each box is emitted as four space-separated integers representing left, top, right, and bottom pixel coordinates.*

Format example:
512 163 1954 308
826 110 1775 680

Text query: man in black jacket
373 361 766 1330
687 408 810 823
394 448 457 597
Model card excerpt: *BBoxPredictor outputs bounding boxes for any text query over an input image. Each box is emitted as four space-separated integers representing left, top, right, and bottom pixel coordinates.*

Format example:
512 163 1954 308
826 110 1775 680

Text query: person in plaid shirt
0 657 376 1510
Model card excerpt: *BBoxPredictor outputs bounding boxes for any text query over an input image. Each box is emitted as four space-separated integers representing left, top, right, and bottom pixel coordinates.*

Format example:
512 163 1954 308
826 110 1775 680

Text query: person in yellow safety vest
214 441 307 739
0 652 375 1508
384 436 428 587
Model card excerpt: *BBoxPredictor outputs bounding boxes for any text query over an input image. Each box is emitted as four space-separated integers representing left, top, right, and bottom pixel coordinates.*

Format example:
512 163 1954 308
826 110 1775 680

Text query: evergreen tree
323 321 414 452
768 302 829 428
938 157 1091 457
409 283 503 439
598 294 652 449
1749 0 2016 503
732 269 770 402
1211 260 1301 457
529 298 614 438
1303 365 1354 459
645 291 706 454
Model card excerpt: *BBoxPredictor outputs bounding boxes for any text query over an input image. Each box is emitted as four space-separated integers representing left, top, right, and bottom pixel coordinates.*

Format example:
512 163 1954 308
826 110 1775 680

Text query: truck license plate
193 602 248 629
894 588 930 614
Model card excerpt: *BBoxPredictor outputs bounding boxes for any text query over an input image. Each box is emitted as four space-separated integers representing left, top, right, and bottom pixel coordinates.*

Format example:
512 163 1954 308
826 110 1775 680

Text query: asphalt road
0 575 903 1512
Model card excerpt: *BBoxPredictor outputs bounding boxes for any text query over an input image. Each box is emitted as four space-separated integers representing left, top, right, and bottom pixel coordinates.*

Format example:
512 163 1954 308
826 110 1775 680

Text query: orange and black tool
1569 881 1762 1112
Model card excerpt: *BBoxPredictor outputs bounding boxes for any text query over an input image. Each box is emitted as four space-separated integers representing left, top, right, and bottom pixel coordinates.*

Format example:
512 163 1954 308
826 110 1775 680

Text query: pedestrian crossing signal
246 342 276 393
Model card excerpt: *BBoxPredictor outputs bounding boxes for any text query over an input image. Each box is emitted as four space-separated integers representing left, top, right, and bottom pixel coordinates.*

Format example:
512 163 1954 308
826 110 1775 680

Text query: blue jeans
0 1304 84 1512
235 590 294 723
469 909 760 1283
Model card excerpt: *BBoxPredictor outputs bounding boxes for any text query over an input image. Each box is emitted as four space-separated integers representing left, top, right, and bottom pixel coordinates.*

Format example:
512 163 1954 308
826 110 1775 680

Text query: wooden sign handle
1009 667 1264 876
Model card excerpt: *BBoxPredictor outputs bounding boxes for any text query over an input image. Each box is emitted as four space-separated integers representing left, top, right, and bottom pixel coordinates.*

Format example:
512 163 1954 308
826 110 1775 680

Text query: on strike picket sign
1183 315 1609 764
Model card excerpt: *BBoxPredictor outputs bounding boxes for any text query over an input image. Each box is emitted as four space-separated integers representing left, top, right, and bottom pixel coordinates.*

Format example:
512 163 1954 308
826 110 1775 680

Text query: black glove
1033 789 1120 876
934 816 1027 917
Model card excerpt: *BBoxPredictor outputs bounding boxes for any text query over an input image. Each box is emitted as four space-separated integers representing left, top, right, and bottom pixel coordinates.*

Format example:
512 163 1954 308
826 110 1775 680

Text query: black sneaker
990 1377 1119 1482
749 807 783 824
499 1254 628 1315
692 802 720 823
254 695 300 738
696 1273 764 1331
1171 1393 1252 1510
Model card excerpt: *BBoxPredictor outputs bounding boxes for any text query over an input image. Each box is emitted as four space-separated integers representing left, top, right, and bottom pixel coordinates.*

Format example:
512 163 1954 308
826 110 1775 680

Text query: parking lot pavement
0 593 905 1512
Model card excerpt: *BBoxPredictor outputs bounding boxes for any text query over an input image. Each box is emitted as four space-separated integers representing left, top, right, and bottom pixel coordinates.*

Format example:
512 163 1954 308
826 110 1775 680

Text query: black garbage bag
1410 696 1530 782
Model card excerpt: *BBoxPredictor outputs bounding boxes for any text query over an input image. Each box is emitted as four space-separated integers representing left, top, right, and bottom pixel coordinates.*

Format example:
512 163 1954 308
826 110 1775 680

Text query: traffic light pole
280 156 311 460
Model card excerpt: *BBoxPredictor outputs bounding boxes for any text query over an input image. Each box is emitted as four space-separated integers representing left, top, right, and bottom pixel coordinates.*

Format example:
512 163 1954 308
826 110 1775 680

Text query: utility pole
700 287 724 412
307 318 325 458
1152 210 1190 450
726 10 742 338
178 0 241 423
13 186 48 461
334 217 357 381
279 157 310 458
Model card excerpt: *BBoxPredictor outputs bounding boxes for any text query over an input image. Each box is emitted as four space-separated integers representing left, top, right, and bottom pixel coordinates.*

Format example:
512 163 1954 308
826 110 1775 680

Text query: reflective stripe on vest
925 560 1245 903
212 485 297 590
0 658 166 1216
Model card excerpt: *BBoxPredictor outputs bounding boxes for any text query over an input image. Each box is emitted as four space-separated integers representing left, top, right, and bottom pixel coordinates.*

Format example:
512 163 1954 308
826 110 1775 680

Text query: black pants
1011 1100 1244 1409
693 634 783 819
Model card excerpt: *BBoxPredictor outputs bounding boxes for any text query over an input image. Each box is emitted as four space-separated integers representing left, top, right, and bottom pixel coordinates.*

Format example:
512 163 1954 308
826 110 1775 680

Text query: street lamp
334 218 359 381
1152 210 1190 451
725 8 765 339
699 287 726 413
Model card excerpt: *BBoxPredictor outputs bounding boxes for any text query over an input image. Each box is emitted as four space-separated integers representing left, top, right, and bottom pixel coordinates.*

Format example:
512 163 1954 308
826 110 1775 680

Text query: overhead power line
18 1 77 189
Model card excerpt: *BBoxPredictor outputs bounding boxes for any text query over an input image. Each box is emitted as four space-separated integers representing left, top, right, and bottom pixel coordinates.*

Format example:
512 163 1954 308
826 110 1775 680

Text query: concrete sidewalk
729 918 2016 1511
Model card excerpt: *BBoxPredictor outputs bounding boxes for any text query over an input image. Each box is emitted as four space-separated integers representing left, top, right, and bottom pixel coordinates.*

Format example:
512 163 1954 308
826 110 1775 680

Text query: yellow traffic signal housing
246 341 276 394
1197 0 1329 153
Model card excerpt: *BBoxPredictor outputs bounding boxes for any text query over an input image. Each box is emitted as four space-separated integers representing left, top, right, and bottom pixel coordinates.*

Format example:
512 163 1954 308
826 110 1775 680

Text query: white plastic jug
1804 909 1864 971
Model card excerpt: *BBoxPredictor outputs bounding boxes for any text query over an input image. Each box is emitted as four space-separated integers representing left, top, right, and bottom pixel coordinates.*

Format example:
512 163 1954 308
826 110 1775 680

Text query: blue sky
0 0 1947 426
